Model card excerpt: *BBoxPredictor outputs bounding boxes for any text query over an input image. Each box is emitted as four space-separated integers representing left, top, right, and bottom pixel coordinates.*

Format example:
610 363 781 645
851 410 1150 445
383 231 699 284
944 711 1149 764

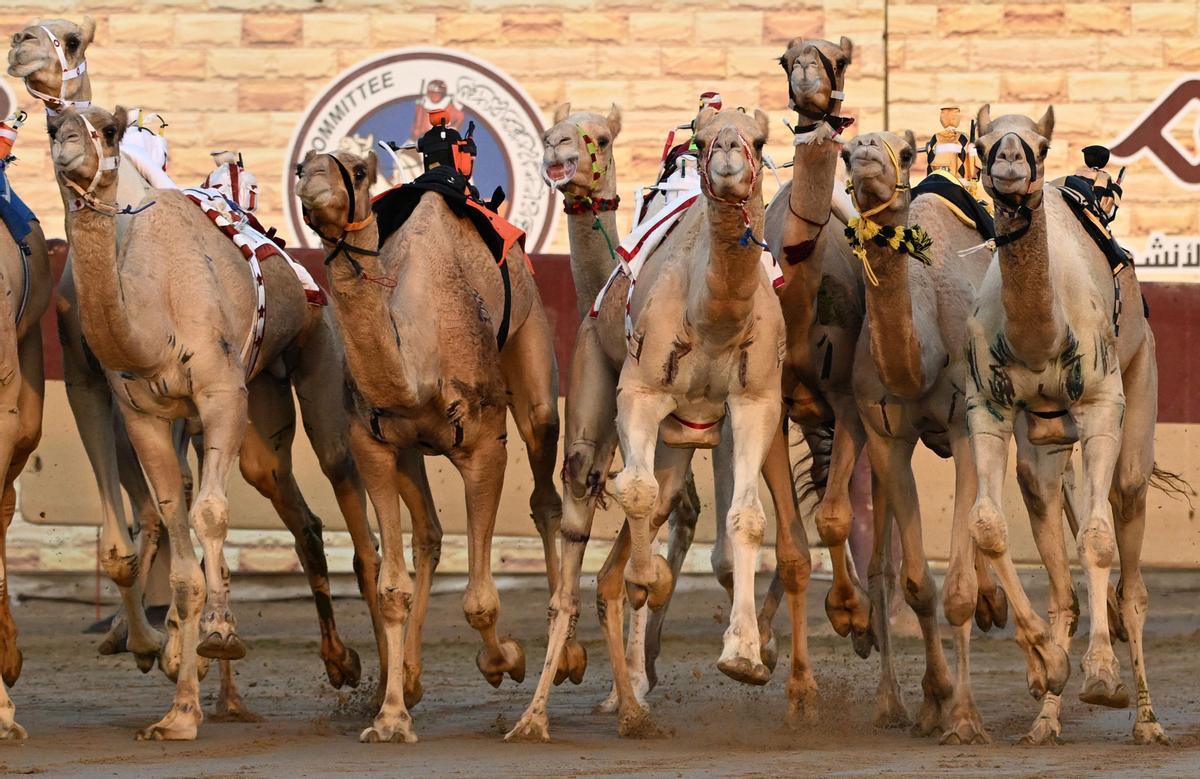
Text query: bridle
57 115 122 216
550 125 620 215
698 127 768 249
981 131 1045 248
300 153 382 275
845 139 909 220
785 42 854 139
24 26 90 116
843 139 932 286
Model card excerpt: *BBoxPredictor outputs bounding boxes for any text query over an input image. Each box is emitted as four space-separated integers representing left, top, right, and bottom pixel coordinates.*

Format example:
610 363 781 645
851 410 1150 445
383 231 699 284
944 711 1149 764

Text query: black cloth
910 174 995 242
1058 175 1132 274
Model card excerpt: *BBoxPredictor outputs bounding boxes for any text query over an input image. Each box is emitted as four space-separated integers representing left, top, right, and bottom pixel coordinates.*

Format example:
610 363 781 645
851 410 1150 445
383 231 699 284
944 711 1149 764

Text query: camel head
779 36 852 121
296 149 378 236
975 104 1055 210
541 102 622 199
841 130 918 225
694 107 769 205
48 104 124 197
8 16 95 96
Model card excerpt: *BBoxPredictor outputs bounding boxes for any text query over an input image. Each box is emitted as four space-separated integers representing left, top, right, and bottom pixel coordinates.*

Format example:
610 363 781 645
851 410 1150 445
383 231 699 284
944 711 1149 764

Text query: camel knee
563 441 603 502
1077 524 1116 568
377 584 413 624
1015 459 1052 518
98 542 138 588
463 581 500 630
729 505 766 547
776 553 812 595
1113 463 1150 518
901 567 937 617
318 452 359 490
613 468 658 519
968 499 1008 555
238 454 277 498
942 561 977 626
527 401 559 449
815 494 852 547
192 494 230 541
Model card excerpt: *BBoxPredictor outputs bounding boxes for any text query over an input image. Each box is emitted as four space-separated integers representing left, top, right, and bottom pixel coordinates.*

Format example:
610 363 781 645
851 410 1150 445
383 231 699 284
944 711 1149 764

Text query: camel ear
903 130 917 156
111 105 128 146
303 149 317 164
840 36 854 63
46 110 66 140
1036 105 1055 140
695 106 719 132
552 102 571 124
976 104 991 135
365 150 378 185
786 37 804 52
754 109 770 142
606 103 622 139
79 15 97 50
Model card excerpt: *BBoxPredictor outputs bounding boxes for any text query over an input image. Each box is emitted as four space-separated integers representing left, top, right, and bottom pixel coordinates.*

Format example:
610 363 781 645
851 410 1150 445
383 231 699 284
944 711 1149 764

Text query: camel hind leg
240 372 359 690
1110 337 1168 744
0 317 27 738
498 304 563 595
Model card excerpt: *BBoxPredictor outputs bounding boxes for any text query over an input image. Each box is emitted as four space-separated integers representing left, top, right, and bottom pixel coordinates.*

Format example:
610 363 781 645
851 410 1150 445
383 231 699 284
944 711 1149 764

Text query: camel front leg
507 329 616 742
1071 396 1128 710
965 402 1069 706
499 304 563 594
124 412 206 741
393 448 443 709
453 429 525 688
717 394 780 686
644 475 700 694
0 322 24 739
865 472 906 729
350 422 416 744
815 393 870 654
611 387 675 609
762 420 818 726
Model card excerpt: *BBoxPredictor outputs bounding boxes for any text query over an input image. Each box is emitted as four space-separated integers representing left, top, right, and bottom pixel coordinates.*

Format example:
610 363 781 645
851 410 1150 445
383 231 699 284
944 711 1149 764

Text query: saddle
1057 175 1133 276
911 169 995 243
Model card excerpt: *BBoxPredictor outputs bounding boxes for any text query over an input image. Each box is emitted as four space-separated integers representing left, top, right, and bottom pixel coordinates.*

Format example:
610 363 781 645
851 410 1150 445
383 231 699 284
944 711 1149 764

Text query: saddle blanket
1058 175 1132 276
0 166 35 246
182 187 326 306
593 155 783 336
911 169 995 242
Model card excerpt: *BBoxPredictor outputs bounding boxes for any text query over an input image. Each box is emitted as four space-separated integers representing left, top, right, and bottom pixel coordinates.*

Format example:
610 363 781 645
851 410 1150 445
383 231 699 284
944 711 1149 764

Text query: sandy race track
0 571 1197 777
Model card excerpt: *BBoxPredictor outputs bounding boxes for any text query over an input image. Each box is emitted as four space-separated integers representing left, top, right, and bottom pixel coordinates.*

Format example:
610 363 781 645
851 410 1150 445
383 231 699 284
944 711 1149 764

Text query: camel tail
1150 463 1195 513
791 422 832 507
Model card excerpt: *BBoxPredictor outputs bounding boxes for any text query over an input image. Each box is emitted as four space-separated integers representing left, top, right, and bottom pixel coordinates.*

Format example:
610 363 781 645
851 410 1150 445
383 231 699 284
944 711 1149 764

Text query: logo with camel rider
283 48 556 252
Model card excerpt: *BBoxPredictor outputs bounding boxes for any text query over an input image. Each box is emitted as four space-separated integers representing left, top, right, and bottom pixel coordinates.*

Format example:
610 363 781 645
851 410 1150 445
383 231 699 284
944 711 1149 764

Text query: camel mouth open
542 160 577 189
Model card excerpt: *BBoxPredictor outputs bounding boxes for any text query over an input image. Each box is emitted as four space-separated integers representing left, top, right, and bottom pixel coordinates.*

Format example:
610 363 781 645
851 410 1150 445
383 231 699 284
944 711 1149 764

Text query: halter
555 125 617 214
58 115 123 216
24 26 90 116
982 131 1043 248
698 128 768 249
301 154 384 279
786 42 854 140
843 140 931 286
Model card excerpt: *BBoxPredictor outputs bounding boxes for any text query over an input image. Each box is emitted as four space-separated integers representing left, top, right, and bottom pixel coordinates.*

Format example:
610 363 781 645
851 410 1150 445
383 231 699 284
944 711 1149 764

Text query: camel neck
693 193 764 337
996 204 1066 368
321 222 423 409
860 206 926 397
786 140 839 247
65 198 160 372
565 208 620 318
30 69 91 116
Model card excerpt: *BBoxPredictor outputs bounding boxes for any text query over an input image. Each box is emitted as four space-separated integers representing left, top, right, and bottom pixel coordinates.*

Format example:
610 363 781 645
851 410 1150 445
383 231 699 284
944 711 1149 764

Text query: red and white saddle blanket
591 154 783 337
183 187 326 377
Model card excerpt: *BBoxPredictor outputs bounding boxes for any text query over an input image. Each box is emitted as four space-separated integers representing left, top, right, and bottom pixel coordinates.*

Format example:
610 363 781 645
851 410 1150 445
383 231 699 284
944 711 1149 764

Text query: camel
507 107 781 740
950 104 1167 745
0 139 52 741
840 130 996 736
296 143 562 743
49 104 376 739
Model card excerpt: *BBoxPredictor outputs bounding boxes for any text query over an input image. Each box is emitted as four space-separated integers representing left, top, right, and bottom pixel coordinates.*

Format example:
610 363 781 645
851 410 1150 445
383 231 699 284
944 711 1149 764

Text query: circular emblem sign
283 48 555 251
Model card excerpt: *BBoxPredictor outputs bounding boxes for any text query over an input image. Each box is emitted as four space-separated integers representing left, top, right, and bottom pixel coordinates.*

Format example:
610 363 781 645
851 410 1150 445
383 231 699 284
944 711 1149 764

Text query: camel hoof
760 631 778 674
594 687 619 715
359 719 417 744
1079 674 1130 709
617 706 664 739
851 623 875 660
1133 721 1170 746
0 721 26 740
134 651 157 675
197 631 247 661
210 702 264 723
478 639 526 687
325 645 362 690
135 706 200 741
1029 642 1070 699
940 713 990 746
97 621 128 656
1018 716 1063 746
646 555 673 611
975 584 1009 632
553 639 587 686
403 671 424 710
504 709 550 743
717 656 770 686
873 692 910 730
0 647 20 689
824 587 852 637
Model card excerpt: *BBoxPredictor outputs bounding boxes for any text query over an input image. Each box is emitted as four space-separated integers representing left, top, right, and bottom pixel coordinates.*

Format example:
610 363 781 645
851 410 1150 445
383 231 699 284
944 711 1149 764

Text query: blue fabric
0 168 35 245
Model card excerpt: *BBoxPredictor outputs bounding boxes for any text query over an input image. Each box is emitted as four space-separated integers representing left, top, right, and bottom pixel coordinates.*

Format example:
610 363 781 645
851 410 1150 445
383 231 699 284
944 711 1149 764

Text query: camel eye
353 166 366 182
103 125 116 142
753 139 765 152
975 141 986 159
1038 143 1049 161
65 34 80 52
597 136 609 149
836 58 847 72
899 147 913 165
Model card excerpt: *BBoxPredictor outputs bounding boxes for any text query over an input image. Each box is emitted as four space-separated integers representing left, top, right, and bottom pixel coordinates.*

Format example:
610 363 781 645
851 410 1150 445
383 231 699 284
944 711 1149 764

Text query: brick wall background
3 0 1197 256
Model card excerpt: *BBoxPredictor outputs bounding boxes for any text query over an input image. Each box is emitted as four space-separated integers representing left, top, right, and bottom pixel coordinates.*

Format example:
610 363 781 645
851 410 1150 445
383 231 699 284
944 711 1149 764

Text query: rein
698 129 768 250
25 26 90 116
301 154 386 283
844 140 931 286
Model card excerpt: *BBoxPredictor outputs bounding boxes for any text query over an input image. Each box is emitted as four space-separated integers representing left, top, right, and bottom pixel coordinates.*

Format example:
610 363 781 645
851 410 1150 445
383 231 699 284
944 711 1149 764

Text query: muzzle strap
26 26 90 115
984 132 1041 248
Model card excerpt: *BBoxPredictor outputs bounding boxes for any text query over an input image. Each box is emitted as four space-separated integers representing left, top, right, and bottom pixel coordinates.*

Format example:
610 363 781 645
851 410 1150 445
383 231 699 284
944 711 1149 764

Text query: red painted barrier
43 239 1200 423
